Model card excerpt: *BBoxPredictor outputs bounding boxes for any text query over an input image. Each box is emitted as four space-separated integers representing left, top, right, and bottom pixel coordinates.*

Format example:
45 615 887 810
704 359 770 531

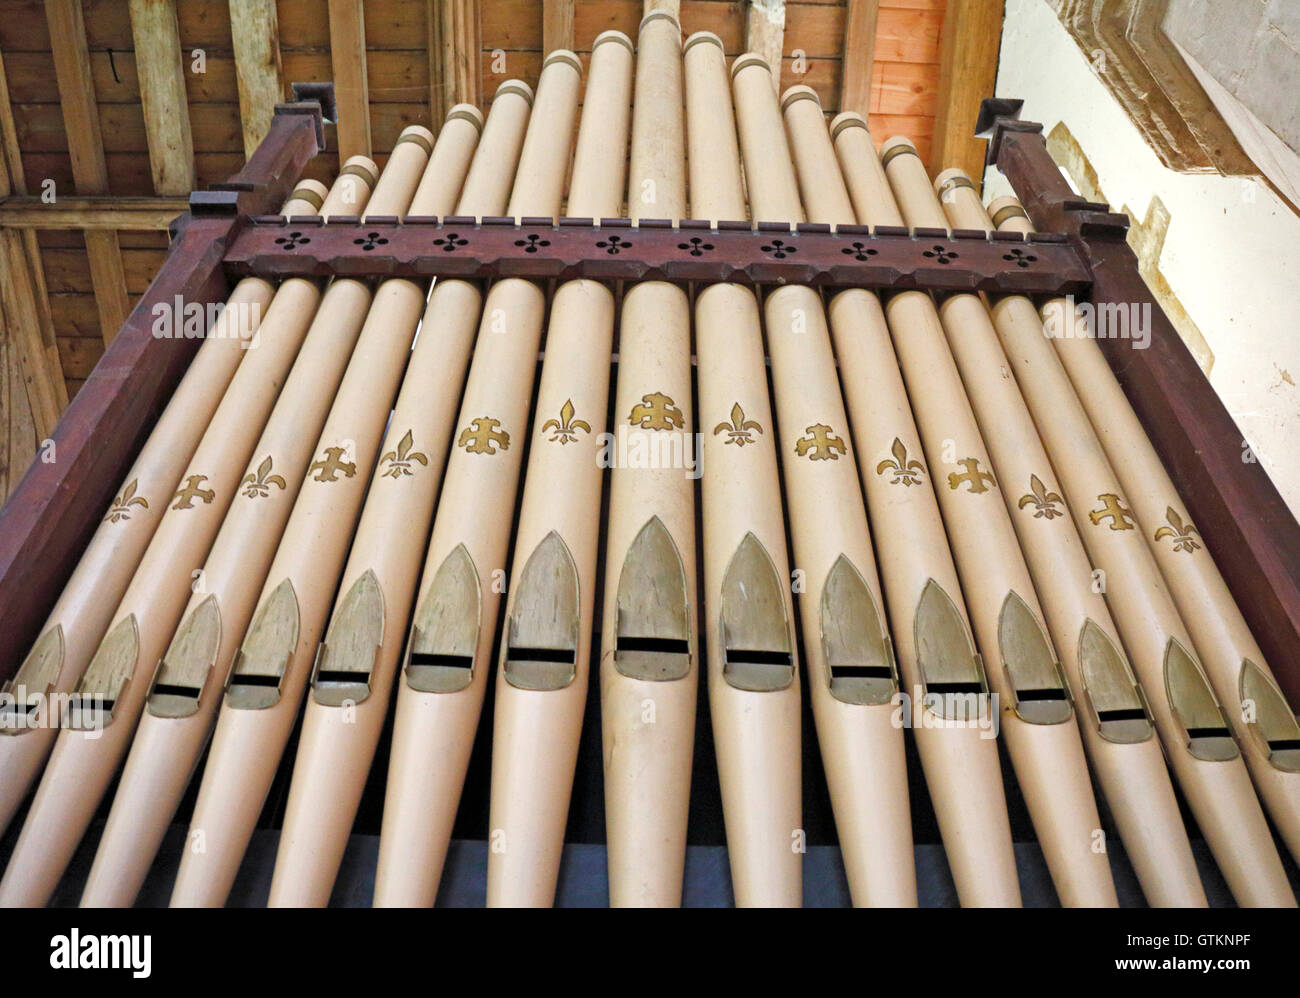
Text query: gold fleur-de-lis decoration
542 398 591 445
105 478 149 523
875 438 924 486
713 402 763 446
241 456 288 499
629 391 684 430
794 423 847 461
1017 474 1065 519
1154 506 1201 553
379 429 429 478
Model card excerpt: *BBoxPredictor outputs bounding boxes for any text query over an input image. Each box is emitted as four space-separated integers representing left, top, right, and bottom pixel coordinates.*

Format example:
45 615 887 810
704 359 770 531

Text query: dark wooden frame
0 96 1296 712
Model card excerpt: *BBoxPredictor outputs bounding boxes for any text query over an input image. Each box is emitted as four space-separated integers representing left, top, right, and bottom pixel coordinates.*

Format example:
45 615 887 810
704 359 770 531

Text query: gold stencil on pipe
1017 474 1065 520
875 438 925 486
1088 493 1136 531
240 456 287 499
713 402 763 447
719 532 794 692
614 517 691 682
309 446 357 482
105 479 149 522
542 399 591 445
148 595 222 718
913 579 987 721
70 615 140 729
1077 619 1153 744
997 591 1072 725
172 474 216 509
379 430 430 479
946 458 995 494
1 625 64 733
227 578 300 710
407 544 481 693
629 392 684 430
504 531 580 691
458 416 510 454
1164 637 1239 762
1153 506 1201 553
1239 660 1300 773
794 424 847 461
311 569 385 707
820 555 897 706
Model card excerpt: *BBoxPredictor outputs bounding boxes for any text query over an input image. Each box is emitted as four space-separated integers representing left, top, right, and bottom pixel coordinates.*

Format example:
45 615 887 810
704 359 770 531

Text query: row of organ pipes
1 13 1298 908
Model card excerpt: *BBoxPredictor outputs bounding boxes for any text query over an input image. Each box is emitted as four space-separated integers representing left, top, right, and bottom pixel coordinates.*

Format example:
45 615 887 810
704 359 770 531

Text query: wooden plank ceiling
0 0 981 456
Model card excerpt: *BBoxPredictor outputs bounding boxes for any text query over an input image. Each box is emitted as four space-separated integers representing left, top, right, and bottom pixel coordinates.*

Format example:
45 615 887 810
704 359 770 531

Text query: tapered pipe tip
987 195 1030 228
341 155 380 187
934 166 973 195
446 103 485 132
683 30 724 54
289 178 329 200
780 84 821 112
879 135 920 167
639 9 681 33
398 124 436 144
592 29 634 53
731 52 772 79
543 49 583 74
830 110 870 139
495 79 535 106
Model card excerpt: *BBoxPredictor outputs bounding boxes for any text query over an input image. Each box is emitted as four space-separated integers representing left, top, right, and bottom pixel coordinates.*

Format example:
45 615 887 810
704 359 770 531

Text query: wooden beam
46 0 133 347
0 196 189 230
931 0 1005 184
128 0 196 195
440 0 481 114
746 0 786 94
840 0 879 116
328 0 371 163
0 230 65 438
229 0 286 158
428 0 445 125
543 0 575 55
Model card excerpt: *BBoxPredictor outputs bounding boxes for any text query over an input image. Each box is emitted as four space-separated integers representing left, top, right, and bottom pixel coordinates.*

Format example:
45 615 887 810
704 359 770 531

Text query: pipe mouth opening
495 78 535 106
731 53 771 79
830 111 869 140
447 103 485 132
683 30 725 55
543 49 583 74
592 29 635 54
780 84 820 112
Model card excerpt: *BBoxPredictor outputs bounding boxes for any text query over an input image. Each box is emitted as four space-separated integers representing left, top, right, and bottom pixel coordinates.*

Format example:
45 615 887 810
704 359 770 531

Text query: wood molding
0 197 189 231
932 0 1005 183
440 0 481 115
840 0 879 116
128 0 197 195
229 0 287 159
0 229 64 439
328 0 372 162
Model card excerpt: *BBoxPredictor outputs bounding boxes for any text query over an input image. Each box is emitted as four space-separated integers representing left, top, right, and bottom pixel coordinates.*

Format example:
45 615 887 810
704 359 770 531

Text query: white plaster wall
983 0 1300 517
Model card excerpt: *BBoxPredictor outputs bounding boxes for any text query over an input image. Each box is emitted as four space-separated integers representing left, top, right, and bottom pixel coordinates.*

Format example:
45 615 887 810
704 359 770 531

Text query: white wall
984 0 1300 517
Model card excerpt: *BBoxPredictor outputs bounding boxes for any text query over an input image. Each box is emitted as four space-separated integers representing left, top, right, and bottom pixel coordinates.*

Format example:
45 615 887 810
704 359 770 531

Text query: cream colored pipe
364 125 436 218
765 286 916 906
409 104 484 216
567 31 633 220
268 279 482 907
0 276 317 908
781 86 855 227
730 54 803 222
507 52 582 221
599 281 697 907
168 279 425 908
456 81 533 218
696 284 802 907
765 87 1018 904
879 137 948 230
827 290 1021 906
373 278 545 907
280 178 330 217
935 175 1204 906
320 156 379 218
629 12 686 222
170 109 515 906
1052 309 1300 865
692 48 801 908
879 146 1113 907
375 42 605 911
980 233 1293 906
486 279 614 907
683 31 746 222
0 279 274 840
78 278 372 908
829 113 904 227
